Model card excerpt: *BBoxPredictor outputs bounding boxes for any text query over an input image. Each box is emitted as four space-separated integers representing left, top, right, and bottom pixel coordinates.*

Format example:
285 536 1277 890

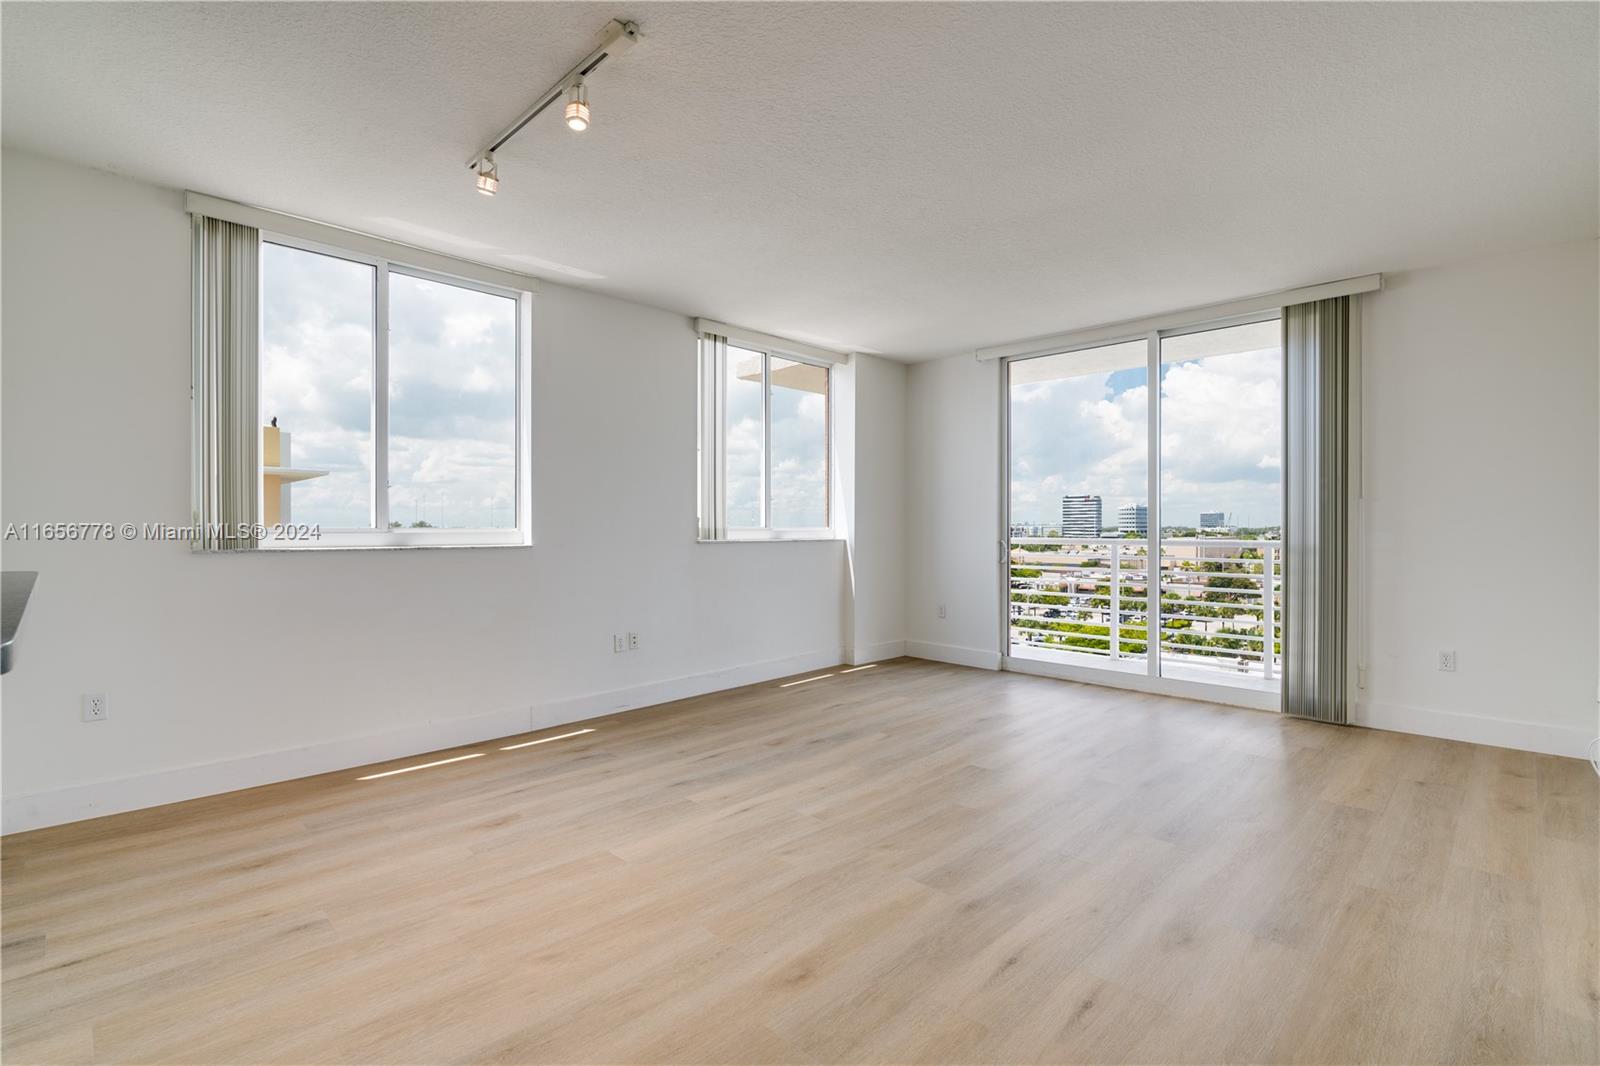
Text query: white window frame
997 305 1285 712
259 230 533 550
697 337 834 542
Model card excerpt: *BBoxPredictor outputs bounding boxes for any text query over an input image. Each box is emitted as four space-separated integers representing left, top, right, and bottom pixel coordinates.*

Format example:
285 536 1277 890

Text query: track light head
564 79 590 132
475 153 499 196
465 19 637 189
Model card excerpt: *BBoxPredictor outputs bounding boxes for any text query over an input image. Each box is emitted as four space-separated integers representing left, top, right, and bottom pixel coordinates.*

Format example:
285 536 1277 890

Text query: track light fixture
466 19 638 195
565 79 591 132
475 153 499 196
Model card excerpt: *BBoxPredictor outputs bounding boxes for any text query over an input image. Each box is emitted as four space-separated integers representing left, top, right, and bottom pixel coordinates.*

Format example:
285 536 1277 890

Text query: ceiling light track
466 18 639 194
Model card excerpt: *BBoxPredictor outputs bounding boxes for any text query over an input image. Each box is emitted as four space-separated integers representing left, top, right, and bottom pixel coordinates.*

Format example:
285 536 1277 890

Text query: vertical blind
696 331 729 540
1282 295 1351 723
191 216 260 551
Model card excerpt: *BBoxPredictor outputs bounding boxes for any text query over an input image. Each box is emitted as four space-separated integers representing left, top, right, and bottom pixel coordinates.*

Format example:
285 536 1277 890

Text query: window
259 243 375 531
258 234 530 548
388 271 519 531
698 335 831 540
1004 313 1283 693
1007 340 1149 666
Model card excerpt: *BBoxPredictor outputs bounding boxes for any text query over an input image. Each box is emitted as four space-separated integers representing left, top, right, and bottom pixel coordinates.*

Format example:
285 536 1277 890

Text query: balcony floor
1009 640 1281 702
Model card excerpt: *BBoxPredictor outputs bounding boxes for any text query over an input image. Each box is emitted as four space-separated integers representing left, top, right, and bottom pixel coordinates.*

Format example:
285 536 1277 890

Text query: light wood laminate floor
3 659 1596 1064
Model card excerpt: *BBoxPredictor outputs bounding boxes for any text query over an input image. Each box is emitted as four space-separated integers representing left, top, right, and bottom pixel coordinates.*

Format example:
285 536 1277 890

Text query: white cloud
262 244 518 530
1009 347 1281 529
720 364 828 530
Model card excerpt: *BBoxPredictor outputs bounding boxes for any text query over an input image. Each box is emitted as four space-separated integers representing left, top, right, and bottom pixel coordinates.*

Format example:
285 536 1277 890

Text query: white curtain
697 331 729 540
191 216 260 550
1282 296 1350 723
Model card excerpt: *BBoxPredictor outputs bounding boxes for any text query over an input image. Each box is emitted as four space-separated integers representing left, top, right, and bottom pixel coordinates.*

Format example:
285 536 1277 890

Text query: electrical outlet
627 631 639 651
81 694 107 722
612 634 625 654
1438 650 1457 672
937 604 947 619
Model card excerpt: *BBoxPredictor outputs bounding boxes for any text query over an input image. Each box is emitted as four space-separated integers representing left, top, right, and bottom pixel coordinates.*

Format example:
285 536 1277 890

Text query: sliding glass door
1007 340 1150 670
1005 316 1283 698
1156 321 1283 687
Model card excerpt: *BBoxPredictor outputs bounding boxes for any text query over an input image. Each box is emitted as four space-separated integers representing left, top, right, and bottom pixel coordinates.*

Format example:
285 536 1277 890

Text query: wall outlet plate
612 634 625 653
937 604 947 619
1438 650 1457 672
627 631 639 651
81 694 107 722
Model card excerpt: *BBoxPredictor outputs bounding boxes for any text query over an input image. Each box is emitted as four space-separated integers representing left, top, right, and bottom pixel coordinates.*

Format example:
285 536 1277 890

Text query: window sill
257 538 531 552
697 533 841 544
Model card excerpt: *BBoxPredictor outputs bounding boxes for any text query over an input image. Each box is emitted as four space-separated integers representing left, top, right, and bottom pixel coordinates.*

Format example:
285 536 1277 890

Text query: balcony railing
1008 537 1281 685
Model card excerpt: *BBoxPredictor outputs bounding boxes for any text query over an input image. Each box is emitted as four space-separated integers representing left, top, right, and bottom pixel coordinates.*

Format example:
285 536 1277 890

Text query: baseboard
1353 699 1594 760
1 647 845 836
1 705 535 836
906 640 1002 671
846 639 907 665
532 647 845 725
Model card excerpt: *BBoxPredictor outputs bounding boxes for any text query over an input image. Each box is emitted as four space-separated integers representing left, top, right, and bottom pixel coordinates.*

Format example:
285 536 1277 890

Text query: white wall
905 354 1003 668
0 151 871 831
1354 239 1599 757
836 352 908 664
904 238 1599 757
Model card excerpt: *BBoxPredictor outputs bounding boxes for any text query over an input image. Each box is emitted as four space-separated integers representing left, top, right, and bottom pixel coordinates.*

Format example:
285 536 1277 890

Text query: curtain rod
974 274 1382 363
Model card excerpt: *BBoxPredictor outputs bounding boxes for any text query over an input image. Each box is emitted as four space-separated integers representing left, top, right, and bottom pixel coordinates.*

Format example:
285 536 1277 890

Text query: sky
261 242 516 530
261 239 1261 536
1009 330 1283 530
725 349 828 529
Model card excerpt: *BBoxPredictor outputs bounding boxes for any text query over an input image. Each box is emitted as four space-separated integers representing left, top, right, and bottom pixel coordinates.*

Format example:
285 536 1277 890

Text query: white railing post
1261 546 1276 681
1002 536 1281 683
1110 542 1121 661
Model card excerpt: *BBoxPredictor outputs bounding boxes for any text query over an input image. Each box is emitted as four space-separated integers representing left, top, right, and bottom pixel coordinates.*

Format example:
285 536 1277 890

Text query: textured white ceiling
3 2 1595 360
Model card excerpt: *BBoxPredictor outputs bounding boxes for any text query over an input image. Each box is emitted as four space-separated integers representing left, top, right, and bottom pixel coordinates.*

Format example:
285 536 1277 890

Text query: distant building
261 423 328 526
1117 503 1148 535
1199 510 1227 529
1060 495 1102 537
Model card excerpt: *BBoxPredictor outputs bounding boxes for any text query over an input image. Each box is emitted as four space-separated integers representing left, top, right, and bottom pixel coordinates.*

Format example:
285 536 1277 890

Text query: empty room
1 2 1597 1064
